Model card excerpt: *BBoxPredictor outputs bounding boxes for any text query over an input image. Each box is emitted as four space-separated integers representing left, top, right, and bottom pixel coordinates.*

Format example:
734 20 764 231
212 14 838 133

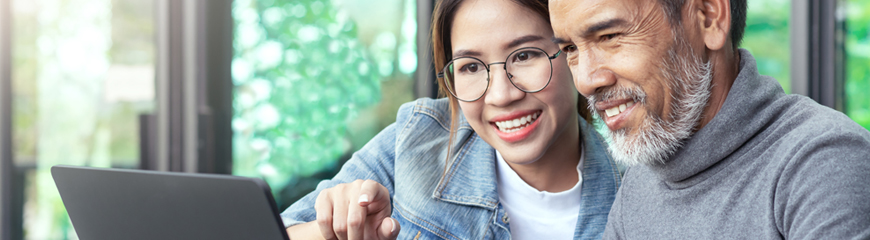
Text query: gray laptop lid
51 165 289 240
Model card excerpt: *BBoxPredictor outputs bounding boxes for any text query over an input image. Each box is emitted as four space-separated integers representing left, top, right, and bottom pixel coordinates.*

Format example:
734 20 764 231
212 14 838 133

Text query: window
844 0 870 130
1 0 866 239
231 0 418 208
11 0 155 238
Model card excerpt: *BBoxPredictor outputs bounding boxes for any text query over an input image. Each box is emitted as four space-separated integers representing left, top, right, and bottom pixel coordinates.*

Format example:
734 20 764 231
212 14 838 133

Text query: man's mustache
587 85 647 112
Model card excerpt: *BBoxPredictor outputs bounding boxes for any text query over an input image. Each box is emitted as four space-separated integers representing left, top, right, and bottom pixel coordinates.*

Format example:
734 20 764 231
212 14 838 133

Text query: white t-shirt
495 149 584 240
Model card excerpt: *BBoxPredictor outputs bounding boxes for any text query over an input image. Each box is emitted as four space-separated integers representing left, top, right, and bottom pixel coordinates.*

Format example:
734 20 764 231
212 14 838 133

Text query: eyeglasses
438 47 562 102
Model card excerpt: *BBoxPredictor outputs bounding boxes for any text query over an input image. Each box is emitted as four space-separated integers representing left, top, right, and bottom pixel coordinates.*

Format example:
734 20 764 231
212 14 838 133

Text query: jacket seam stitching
436 136 499 209
394 200 460 240
396 102 422 140
416 105 450 131
438 136 472 193
437 194 497 208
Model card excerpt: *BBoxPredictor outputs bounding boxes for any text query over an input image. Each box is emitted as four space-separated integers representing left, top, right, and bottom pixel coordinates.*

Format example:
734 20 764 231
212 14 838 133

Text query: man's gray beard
589 32 713 166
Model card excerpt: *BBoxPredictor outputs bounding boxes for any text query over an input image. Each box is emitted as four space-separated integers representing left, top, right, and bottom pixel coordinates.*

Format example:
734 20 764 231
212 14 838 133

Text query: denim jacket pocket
393 200 463 240
393 197 510 240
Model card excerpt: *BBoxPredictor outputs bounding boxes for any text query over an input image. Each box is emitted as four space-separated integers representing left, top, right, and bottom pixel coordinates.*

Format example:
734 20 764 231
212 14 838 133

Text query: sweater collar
648 49 787 185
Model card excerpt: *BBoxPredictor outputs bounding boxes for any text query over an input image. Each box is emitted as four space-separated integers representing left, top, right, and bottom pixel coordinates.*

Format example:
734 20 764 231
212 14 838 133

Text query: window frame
143 0 233 174
1 0 15 238
415 0 437 99
791 0 846 110
0 0 853 239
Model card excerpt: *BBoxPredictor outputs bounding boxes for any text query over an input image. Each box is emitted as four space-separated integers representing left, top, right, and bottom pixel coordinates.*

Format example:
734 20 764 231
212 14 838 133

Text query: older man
549 0 870 238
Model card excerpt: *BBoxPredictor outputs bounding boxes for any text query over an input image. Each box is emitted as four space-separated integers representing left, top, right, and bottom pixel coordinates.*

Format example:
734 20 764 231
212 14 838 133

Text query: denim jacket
280 98 621 239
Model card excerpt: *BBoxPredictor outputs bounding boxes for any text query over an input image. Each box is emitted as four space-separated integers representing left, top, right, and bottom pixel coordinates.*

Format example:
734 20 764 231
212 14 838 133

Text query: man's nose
579 69 617 96
573 53 616 97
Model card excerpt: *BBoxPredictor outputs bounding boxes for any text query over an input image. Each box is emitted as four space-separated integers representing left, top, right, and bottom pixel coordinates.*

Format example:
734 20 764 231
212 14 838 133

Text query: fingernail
390 218 397 233
358 194 369 203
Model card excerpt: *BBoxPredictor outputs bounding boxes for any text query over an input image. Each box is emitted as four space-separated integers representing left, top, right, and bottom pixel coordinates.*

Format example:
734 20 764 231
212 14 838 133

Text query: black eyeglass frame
437 47 562 102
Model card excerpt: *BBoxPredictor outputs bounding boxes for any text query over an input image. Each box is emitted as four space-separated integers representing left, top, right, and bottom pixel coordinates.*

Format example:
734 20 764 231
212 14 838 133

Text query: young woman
282 0 620 239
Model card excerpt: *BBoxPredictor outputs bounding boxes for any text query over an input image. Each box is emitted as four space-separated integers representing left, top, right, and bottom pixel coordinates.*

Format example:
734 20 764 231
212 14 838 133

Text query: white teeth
605 107 619 117
604 101 635 118
495 112 539 133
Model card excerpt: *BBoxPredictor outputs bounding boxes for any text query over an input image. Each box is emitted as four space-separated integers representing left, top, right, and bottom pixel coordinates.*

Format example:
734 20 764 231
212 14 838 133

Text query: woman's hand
287 179 400 240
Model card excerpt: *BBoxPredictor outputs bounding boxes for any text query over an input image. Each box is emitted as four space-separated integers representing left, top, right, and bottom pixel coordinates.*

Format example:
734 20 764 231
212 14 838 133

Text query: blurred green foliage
845 0 870 130
12 0 155 239
741 0 869 131
230 0 869 209
232 0 384 192
743 0 792 93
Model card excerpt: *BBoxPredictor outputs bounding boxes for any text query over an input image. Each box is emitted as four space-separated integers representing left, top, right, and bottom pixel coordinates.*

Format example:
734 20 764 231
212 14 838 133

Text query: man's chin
606 119 684 167
607 30 713 167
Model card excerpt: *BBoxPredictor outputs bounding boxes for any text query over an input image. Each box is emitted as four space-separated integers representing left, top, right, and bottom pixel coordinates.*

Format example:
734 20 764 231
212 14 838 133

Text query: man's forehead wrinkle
578 2 628 34
552 0 608 38
550 0 571 15
629 2 669 37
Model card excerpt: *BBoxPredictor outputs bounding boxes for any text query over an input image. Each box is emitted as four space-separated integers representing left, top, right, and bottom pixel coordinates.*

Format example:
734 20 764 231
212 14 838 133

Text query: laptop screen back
51 165 289 240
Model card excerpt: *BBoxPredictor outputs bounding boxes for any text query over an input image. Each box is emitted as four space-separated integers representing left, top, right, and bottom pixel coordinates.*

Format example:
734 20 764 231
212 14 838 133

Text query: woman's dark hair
431 0 593 161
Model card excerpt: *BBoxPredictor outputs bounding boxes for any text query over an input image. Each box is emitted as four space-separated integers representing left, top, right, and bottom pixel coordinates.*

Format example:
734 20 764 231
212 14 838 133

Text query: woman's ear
694 0 731 51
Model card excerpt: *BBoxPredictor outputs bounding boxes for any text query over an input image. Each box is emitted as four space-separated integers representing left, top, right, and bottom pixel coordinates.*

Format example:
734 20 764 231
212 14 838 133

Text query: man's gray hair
657 0 748 50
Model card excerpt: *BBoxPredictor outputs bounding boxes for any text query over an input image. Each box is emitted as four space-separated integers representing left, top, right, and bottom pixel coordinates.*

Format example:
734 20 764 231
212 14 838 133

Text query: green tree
232 0 382 192
743 0 792 93
845 0 870 130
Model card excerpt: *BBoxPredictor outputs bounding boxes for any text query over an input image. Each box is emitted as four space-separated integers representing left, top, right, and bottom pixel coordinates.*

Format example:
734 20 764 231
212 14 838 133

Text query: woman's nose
484 65 525 106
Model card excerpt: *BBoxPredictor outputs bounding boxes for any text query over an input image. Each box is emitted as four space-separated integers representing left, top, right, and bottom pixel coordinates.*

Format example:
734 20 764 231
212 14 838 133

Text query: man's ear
694 0 731 51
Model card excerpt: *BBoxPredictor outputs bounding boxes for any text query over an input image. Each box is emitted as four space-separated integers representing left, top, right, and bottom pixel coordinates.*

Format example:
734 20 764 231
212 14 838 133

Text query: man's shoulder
764 97 870 239
770 94 870 146
761 93 870 186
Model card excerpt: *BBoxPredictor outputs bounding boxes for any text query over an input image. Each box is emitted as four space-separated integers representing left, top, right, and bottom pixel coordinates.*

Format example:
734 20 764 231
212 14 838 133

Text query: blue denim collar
577 118 621 214
431 116 621 216
431 124 501 209
574 118 621 239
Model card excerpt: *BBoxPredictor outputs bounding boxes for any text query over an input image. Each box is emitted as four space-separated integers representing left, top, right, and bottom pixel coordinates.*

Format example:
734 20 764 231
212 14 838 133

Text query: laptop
51 165 290 240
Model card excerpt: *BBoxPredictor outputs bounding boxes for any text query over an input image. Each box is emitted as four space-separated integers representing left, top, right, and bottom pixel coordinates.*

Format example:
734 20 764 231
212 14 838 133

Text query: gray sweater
603 49 870 239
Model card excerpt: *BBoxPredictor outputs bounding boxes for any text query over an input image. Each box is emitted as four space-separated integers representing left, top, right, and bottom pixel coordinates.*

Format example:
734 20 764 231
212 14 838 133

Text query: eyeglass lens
444 48 552 102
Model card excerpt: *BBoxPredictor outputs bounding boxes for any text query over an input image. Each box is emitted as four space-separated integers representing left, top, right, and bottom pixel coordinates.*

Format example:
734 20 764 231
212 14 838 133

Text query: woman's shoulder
395 98 455 132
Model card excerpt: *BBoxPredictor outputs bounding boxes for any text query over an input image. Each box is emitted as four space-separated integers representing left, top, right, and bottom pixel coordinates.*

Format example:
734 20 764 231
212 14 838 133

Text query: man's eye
562 45 577 53
601 33 620 41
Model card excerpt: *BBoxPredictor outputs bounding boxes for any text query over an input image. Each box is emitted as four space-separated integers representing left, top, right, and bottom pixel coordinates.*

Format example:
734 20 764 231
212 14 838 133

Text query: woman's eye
460 63 480 73
511 51 542 63
516 52 529 61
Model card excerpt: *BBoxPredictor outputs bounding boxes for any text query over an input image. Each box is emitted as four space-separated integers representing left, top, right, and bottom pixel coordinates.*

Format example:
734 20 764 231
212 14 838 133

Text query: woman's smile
490 110 543 142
